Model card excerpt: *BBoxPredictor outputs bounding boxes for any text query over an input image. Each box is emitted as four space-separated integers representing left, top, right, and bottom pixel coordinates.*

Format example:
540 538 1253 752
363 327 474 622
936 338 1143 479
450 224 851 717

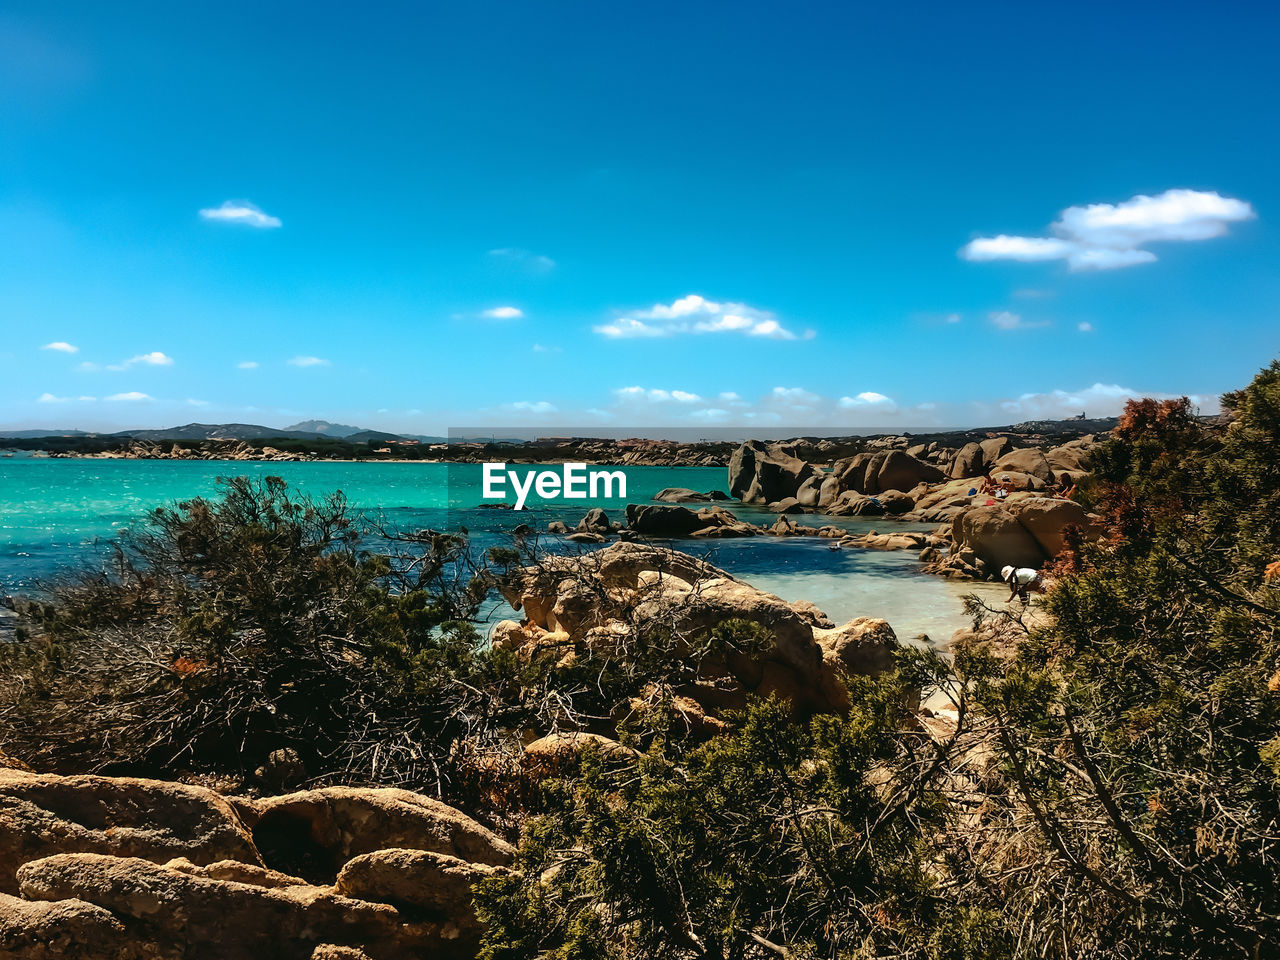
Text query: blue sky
2 1 1277 433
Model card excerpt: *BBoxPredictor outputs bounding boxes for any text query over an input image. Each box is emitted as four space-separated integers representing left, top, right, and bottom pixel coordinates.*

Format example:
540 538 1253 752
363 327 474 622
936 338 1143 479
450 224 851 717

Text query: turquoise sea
0 456 1002 645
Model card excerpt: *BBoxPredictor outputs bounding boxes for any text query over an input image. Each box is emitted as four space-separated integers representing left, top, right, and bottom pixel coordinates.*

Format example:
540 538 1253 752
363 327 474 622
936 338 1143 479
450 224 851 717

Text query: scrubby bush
1 475 490 789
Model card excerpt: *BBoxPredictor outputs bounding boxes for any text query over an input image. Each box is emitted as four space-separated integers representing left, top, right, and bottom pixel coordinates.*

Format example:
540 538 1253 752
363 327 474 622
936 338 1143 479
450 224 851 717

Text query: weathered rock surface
937 496 1098 578
0 892 130 959
835 450 944 495
17 853 406 960
653 488 730 503
0 774 519 960
728 441 818 504
335 848 501 938
494 542 898 716
0 768 260 895
575 507 612 536
248 787 514 883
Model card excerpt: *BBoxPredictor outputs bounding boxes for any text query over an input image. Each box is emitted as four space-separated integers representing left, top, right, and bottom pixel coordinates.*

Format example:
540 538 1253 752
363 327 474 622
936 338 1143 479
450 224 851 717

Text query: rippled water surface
0 456 1005 644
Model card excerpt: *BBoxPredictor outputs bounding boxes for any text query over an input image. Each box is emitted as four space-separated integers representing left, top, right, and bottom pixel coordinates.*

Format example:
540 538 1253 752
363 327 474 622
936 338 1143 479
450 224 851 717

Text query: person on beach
1001 564 1043 602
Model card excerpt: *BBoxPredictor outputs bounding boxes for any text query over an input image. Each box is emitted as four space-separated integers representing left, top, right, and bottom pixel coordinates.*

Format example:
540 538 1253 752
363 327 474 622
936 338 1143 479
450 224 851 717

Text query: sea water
0 456 1004 646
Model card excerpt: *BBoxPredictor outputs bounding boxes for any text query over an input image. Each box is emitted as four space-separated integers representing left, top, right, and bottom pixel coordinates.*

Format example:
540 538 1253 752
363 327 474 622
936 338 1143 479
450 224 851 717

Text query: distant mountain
113 423 331 442
281 419 366 438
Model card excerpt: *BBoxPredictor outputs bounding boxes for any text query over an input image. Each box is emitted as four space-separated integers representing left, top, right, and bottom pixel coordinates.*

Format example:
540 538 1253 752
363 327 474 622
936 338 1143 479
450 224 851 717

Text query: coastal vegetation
1 361 1279 958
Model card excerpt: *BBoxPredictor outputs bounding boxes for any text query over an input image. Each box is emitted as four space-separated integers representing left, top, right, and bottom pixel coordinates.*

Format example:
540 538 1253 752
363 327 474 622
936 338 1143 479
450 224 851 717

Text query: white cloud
106 391 153 402
1077 322 1094 332
128 351 173 366
77 361 99 372
964 235 1075 263
487 248 556 274
996 382 1217 420
482 306 524 319
506 400 557 414
37 392 67 403
237 360 259 369
613 386 706 405
961 189 1255 271
595 294 806 340
79 396 96 402
288 356 330 367
186 398 210 407
944 313 961 324
838 391 897 411
531 343 561 354
41 341 78 354
199 200 282 229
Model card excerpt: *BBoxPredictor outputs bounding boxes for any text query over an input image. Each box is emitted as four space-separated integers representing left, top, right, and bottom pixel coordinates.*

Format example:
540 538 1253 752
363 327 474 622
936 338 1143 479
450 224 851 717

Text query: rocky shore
532 433 1101 584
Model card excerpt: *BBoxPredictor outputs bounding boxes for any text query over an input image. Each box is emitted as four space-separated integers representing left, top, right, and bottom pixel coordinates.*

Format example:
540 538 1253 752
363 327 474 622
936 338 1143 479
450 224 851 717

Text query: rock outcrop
834 450 944 495
727 441 818 504
0 768 260 894
493 542 898 717
0 772 516 959
934 496 1098 579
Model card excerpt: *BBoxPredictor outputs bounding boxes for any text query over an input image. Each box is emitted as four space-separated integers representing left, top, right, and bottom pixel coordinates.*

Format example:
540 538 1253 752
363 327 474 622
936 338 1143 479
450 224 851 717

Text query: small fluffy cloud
106 391 153 402
238 360 259 369
128 351 173 366
1077 322 1094 333
482 306 524 319
37 392 67 403
613 386 708 405
199 200 282 229
961 189 1255 271
838 391 897 411
506 400 557 414
595 294 807 340
288 356 330 367
77 351 175 372
41 341 78 354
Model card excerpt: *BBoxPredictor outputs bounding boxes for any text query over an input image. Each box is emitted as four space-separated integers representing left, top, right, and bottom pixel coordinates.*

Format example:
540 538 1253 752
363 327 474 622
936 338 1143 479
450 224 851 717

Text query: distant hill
113 423 332 442
0 428 95 439
344 429 406 443
281 419 366 438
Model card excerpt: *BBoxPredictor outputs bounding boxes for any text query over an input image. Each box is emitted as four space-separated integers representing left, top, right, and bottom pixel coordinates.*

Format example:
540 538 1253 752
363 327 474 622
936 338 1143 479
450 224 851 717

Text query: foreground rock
247 786 514 883
0 768 260 894
0 772 516 959
494 541 897 718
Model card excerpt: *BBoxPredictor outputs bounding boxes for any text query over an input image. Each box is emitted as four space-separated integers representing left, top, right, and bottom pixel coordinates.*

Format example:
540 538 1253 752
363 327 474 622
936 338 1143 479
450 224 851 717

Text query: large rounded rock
727 441 818 504
815 618 898 711
248 787 514 884
0 892 129 959
992 448 1055 483
336 848 501 936
875 450 945 493
0 769 260 895
574 507 611 535
625 503 704 537
948 442 985 479
1007 497 1094 557
952 505 1047 571
16 853 403 960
